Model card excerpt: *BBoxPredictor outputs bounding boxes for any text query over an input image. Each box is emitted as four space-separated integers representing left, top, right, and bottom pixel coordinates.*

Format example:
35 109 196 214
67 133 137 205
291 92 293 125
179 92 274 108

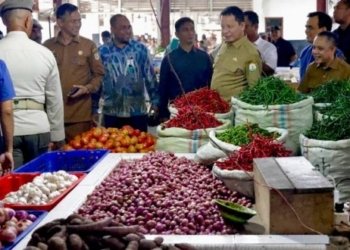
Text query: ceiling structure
78 0 253 13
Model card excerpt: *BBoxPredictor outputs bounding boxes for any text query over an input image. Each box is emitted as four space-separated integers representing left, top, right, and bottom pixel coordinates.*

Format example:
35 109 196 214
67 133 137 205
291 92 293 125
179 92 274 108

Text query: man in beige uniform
44 3 104 141
0 0 65 167
211 6 261 102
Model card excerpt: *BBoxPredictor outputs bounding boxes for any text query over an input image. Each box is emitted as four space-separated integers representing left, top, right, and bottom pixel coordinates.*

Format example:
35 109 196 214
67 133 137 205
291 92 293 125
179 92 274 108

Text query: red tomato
99 134 108 143
71 140 81 149
130 136 138 145
92 127 102 139
120 136 131 147
132 129 141 137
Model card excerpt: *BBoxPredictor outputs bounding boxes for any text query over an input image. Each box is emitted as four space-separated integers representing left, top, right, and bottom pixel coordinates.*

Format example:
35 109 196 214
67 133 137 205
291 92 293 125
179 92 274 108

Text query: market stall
3 81 350 249
11 153 329 250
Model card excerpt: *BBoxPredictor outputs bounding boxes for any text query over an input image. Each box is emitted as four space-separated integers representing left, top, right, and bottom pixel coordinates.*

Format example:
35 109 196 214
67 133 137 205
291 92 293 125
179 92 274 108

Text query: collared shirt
158 46 213 118
299 44 345 81
0 60 15 101
210 36 262 102
333 25 350 64
44 33 105 123
272 37 296 67
298 57 350 93
98 39 159 117
255 37 277 70
0 31 64 141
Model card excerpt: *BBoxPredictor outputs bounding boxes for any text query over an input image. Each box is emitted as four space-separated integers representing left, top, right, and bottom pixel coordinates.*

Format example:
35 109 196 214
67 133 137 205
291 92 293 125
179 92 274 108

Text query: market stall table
13 153 329 250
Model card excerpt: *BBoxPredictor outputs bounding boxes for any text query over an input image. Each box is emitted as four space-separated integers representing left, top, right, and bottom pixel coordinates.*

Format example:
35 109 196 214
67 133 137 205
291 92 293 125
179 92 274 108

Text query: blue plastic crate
3 210 48 250
14 149 108 173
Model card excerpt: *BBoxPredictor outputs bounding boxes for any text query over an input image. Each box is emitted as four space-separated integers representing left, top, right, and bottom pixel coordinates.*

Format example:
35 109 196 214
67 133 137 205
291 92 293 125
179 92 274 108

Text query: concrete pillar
160 0 170 48
317 0 327 12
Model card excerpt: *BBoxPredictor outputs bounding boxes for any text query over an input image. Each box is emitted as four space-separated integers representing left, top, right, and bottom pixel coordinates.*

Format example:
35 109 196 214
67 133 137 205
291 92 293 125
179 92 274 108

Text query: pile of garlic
3 171 78 205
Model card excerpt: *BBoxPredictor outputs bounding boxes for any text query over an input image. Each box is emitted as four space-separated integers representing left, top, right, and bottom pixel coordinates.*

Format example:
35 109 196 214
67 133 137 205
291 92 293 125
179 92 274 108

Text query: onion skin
0 227 17 243
78 152 252 234
15 210 29 221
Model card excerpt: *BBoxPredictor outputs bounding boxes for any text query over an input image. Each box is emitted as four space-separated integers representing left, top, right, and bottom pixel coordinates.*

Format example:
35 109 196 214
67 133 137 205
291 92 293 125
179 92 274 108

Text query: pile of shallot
79 152 251 234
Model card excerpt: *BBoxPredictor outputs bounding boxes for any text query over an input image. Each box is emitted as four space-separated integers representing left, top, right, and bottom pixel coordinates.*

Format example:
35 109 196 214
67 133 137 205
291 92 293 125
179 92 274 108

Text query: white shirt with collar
0 31 64 141
254 36 277 70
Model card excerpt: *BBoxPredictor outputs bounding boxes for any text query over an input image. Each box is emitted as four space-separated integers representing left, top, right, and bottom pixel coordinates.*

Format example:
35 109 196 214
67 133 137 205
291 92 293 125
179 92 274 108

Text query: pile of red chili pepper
173 88 230 113
164 106 223 130
215 135 292 172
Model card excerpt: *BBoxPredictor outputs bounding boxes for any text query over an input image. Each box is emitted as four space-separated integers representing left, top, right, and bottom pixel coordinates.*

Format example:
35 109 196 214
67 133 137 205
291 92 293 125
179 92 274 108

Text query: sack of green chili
300 133 350 203
212 163 254 198
232 96 314 155
155 119 232 153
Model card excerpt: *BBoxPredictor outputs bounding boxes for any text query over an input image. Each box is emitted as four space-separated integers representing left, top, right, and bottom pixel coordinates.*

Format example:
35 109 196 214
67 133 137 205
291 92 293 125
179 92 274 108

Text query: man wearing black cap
270 26 297 67
0 0 65 168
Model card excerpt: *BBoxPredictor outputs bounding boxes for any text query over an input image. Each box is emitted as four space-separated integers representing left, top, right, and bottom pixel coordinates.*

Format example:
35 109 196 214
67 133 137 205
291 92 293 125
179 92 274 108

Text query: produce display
1 171 78 205
25 214 197 250
172 88 230 113
64 126 156 153
216 123 279 146
0 208 37 246
238 76 305 106
164 107 223 130
310 79 350 103
215 135 292 171
306 94 350 141
78 152 252 234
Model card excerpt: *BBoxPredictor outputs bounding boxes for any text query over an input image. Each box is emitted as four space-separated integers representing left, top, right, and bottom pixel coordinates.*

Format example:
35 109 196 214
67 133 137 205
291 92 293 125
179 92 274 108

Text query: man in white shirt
0 0 65 168
244 10 277 76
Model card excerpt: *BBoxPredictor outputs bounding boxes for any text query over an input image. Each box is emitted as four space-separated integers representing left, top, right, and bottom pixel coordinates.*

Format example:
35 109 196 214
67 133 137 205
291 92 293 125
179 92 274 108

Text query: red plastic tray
0 173 85 211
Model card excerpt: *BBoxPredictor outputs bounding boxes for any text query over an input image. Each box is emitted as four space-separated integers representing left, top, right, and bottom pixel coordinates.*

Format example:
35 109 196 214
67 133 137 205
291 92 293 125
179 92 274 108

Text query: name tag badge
249 63 257 72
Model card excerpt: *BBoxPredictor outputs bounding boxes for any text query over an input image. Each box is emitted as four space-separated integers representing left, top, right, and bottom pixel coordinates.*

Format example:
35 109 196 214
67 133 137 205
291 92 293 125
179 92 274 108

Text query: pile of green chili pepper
306 94 350 140
310 79 350 103
238 76 305 106
217 123 279 146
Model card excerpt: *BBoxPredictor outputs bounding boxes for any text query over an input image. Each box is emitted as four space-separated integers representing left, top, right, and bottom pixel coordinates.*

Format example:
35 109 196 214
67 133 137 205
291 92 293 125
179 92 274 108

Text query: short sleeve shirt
0 60 15 102
210 36 262 102
298 58 350 93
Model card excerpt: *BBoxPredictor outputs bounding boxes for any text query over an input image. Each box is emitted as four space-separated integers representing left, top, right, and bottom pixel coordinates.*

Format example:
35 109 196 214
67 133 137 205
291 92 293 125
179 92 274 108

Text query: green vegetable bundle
305 117 350 141
310 79 350 104
217 123 279 146
306 94 350 141
238 76 305 106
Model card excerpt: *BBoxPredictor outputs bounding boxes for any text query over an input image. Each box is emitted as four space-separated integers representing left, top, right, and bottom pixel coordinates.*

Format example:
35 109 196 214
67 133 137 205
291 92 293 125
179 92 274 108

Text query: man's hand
68 85 90 98
92 113 100 127
0 152 14 176
48 140 66 151
149 105 159 117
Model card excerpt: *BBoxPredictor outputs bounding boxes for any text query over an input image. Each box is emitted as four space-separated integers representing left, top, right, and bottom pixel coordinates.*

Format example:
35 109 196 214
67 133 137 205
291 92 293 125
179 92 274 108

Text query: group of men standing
0 0 350 174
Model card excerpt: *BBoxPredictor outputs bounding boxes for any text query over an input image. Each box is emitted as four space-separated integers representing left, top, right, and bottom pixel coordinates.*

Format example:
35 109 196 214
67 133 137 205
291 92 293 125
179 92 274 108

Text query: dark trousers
13 132 50 169
103 114 148 132
65 121 92 142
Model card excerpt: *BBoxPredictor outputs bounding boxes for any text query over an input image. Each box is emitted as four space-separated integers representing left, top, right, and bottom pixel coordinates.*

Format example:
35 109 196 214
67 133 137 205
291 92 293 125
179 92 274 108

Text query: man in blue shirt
0 60 15 174
98 14 159 132
300 11 345 81
158 17 213 120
